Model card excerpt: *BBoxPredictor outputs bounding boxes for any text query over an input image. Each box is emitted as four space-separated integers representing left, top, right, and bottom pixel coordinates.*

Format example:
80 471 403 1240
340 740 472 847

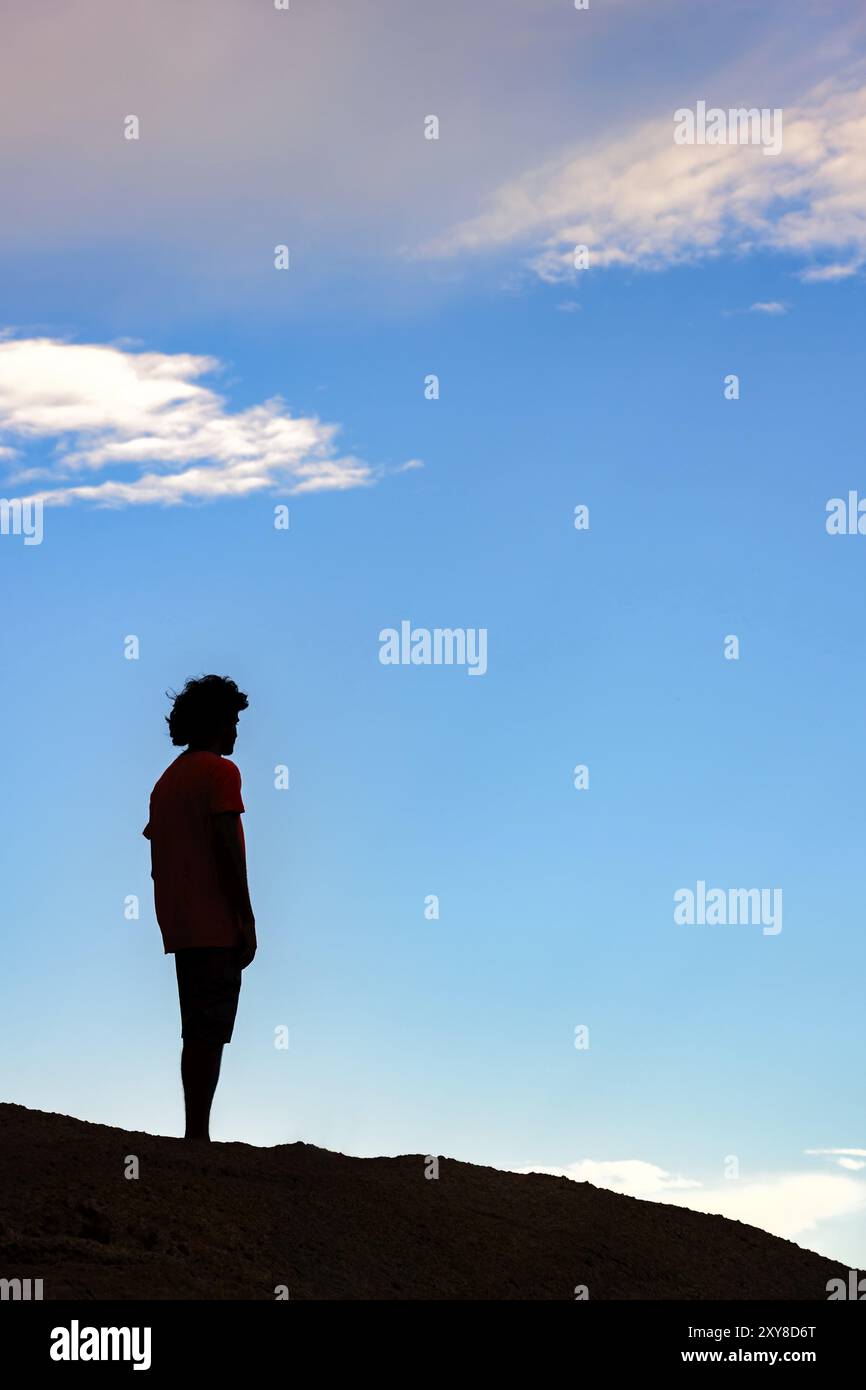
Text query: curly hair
166 674 249 747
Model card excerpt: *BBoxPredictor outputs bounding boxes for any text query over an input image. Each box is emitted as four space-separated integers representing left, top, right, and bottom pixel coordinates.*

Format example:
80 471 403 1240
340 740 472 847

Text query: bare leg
181 1039 224 1142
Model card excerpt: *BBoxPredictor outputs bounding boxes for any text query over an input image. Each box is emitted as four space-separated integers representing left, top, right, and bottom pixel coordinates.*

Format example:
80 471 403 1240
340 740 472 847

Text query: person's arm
213 812 257 967
142 822 153 879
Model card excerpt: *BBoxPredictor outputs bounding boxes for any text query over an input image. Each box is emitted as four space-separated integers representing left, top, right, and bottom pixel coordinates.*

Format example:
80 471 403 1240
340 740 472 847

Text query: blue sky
2 0 866 1271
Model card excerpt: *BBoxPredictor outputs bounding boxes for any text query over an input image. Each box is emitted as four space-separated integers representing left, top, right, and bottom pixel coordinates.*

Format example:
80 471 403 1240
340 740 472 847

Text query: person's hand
238 917 257 969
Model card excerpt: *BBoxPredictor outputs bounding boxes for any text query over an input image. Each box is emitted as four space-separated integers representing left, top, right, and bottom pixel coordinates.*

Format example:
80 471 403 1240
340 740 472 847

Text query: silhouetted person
143 675 256 1142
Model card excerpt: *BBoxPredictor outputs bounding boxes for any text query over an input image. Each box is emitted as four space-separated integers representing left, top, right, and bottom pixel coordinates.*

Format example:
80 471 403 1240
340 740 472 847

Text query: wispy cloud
806 1148 866 1172
798 262 861 281
515 1158 701 1197
423 72 866 282
749 301 788 314
515 1156 866 1244
0 337 379 507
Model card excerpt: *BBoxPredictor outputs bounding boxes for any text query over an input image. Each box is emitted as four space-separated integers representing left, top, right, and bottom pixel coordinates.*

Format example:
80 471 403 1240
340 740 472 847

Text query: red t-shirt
143 752 246 953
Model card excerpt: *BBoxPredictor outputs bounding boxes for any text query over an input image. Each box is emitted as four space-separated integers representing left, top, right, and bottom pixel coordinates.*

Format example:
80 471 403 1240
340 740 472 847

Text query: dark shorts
174 947 243 1044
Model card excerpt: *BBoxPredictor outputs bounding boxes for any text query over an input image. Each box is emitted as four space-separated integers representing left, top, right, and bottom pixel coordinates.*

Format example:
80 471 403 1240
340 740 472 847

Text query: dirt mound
0 1103 848 1299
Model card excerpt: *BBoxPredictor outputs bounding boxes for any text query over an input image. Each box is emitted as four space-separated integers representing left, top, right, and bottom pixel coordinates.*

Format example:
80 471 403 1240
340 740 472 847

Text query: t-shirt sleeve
210 758 245 815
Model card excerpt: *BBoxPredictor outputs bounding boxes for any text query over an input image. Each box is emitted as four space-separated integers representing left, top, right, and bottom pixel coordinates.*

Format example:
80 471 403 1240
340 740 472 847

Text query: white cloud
806 1148 866 1172
798 262 861 281
0 337 377 507
749 301 788 314
517 1158 701 1197
515 1157 866 1245
806 1147 866 1155
675 1172 866 1242
424 72 866 282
